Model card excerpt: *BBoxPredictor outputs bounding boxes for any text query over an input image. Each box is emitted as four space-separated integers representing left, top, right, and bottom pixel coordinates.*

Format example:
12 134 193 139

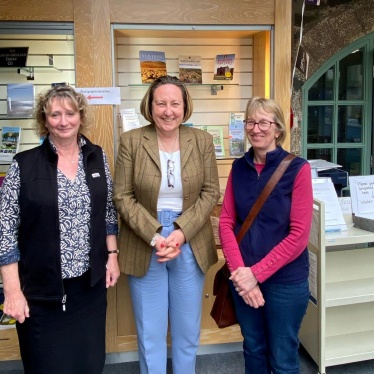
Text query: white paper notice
308 251 318 304
75 87 121 105
312 178 347 231
338 197 352 215
351 177 374 214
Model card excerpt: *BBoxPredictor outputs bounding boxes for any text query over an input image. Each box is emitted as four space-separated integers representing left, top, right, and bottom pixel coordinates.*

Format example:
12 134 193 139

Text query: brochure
0 127 22 162
229 113 245 156
7 83 34 118
139 50 167 84
179 55 202 84
199 126 225 157
213 54 235 81
121 108 140 132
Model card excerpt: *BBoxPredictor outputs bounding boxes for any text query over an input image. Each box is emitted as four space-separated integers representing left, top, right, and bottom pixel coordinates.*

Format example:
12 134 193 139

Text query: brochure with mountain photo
0 127 22 162
179 55 202 84
139 50 167 84
213 54 235 81
7 83 34 118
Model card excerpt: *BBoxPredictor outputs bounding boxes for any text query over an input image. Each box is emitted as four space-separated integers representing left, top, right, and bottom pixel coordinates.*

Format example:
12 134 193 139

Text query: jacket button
184 176 188 181
184 195 189 200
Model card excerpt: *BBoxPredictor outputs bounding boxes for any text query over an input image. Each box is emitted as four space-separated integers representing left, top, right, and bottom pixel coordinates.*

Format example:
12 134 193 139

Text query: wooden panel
274 0 292 152
74 0 95 88
117 275 137 337
116 30 259 40
0 0 74 21
110 0 274 25
253 31 271 98
92 0 114 173
0 328 20 361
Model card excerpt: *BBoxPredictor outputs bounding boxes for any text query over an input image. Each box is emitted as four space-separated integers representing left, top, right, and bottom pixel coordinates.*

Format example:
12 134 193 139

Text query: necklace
57 148 80 164
157 131 179 157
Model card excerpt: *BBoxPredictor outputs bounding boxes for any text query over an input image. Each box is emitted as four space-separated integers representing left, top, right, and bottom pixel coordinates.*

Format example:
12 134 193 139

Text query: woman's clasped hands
155 229 185 263
230 266 265 309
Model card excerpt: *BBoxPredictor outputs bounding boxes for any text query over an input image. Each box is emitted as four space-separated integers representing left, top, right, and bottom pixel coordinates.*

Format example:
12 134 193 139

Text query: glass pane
337 105 363 143
307 106 333 143
307 148 332 162
337 148 361 176
308 67 334 101
339 47 364 100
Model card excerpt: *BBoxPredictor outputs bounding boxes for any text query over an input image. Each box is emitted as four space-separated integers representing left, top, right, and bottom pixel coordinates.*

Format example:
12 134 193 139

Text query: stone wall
291 0 374 154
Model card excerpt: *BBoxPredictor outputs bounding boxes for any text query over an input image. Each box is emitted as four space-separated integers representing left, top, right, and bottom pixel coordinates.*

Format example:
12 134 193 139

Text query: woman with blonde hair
219 97 313 374
0 85 119 374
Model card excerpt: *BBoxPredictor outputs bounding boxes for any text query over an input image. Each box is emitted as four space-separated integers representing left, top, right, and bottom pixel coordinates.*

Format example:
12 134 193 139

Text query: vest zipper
62 282 67 311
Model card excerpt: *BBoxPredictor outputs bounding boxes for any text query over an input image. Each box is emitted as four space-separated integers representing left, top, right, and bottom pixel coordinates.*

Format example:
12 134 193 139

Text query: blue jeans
230 280 310 374
128 210 205 374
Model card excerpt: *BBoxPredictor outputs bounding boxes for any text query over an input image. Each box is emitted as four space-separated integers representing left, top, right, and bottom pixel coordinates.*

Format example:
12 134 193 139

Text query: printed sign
75 87 121 105
0 47 28 67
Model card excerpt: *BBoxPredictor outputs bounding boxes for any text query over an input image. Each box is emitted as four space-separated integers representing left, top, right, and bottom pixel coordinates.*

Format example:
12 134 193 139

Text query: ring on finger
235 287 240 292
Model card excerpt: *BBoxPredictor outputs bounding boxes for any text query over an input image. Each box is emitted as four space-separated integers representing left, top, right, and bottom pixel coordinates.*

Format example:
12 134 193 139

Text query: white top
157 150 183 211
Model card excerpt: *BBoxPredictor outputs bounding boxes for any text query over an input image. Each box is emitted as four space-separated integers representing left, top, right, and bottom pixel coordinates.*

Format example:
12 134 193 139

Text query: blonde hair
245 97 287 145
34 86 91 137
140 75 193 124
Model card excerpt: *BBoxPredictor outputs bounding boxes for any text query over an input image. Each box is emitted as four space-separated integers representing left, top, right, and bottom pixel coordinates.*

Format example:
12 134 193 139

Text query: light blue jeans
128 210 206 374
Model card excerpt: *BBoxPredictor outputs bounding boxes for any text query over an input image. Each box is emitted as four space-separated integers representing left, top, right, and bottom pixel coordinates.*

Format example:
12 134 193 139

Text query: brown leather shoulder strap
235 154 296 244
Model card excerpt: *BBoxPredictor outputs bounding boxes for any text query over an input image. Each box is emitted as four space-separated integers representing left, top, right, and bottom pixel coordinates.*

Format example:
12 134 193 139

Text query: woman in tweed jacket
114 75 220 374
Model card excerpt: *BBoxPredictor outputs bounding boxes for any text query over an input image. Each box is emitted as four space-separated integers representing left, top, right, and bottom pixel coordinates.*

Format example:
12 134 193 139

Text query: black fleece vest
14 136 108 301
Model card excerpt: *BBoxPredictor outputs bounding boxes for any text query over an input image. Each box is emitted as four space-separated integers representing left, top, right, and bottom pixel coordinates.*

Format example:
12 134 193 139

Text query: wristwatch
108 249 119 254
150 233 160 247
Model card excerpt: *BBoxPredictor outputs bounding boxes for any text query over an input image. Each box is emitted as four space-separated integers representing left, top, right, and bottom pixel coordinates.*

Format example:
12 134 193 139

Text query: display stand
299 198 374 373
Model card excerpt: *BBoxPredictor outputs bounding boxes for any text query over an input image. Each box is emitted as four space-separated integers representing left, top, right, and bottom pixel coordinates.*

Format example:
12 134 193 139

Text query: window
303 36 374 176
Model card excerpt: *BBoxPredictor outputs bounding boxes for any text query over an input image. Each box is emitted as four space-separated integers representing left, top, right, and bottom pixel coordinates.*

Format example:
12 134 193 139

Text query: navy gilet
232 146 309 284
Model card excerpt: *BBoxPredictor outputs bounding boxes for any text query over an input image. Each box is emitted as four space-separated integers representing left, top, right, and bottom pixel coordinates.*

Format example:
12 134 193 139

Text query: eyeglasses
167 159 175 188
243 119 277 131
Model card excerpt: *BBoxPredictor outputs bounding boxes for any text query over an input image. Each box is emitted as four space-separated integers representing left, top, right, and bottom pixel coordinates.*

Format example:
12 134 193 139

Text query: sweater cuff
0 247 20 267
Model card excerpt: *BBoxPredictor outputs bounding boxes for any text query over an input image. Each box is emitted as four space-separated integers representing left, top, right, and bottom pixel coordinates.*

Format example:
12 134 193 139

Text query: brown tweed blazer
113 124 220 277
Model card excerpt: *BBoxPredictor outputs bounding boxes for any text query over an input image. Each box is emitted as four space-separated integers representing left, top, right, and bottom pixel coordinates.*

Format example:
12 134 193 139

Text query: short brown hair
140 75 193 124
34 85 91 137
245 97 287 146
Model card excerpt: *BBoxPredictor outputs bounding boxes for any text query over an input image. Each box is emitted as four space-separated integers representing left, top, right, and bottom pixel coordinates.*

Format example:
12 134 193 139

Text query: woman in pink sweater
219 97 313 374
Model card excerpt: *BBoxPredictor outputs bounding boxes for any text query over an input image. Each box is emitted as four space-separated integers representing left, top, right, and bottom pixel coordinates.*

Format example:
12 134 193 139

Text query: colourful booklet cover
0 126 22 162
229 113 245 156
7 83 34 118
179 55 202 84
139 50 167 84
213 54 235 81
199 126 225 157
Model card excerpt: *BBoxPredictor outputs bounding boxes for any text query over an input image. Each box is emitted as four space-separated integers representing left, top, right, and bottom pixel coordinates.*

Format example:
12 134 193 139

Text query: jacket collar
244 145 285 168
42 134 95 166
142 124 194 171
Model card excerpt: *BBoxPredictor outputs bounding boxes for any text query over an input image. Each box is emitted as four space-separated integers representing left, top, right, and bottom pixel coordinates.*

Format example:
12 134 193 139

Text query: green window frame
302 34 374 176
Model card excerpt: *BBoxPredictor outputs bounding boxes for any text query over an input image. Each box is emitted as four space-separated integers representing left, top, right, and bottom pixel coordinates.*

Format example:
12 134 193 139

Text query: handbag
210 154 296 328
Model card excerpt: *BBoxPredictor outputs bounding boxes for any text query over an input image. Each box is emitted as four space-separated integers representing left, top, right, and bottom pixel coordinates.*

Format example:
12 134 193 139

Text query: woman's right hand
241 285 265 309
4 289 29 323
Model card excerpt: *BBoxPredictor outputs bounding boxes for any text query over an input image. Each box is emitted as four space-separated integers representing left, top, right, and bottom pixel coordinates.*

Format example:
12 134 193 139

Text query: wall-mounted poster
139 51 167 84
213 54 235 81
